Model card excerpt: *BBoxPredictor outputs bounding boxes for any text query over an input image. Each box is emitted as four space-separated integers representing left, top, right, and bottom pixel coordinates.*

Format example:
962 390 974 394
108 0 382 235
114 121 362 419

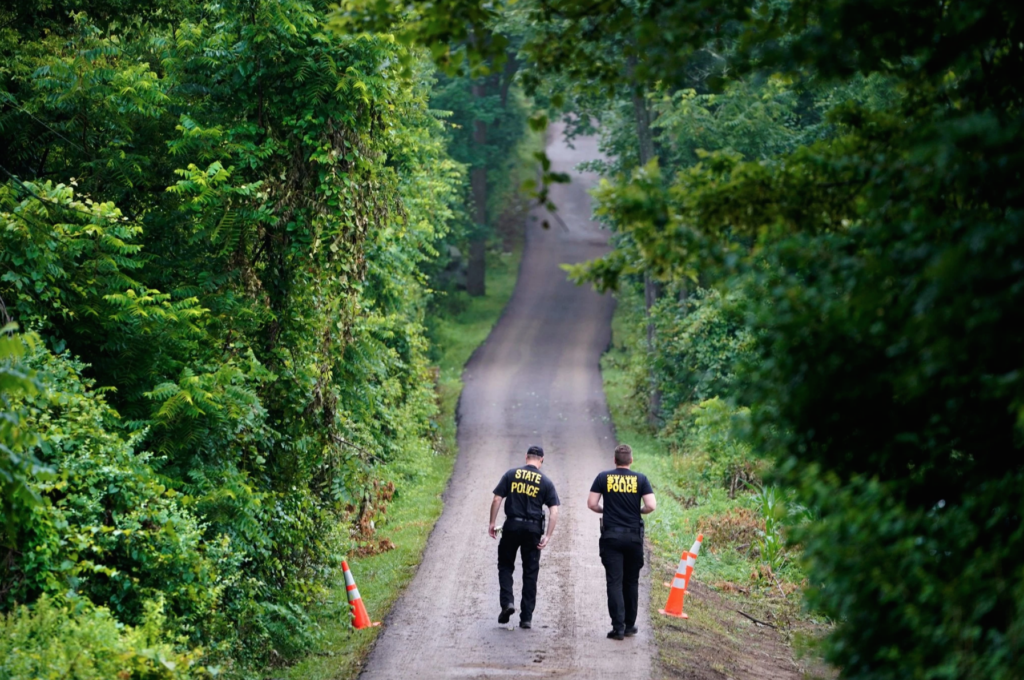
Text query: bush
0 326 48 530
3 348 232 653
676 398 759 496
652 287 753 417
0 595 205 680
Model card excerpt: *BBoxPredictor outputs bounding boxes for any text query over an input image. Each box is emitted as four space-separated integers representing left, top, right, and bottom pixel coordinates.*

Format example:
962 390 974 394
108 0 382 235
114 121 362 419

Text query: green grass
274 246 522 680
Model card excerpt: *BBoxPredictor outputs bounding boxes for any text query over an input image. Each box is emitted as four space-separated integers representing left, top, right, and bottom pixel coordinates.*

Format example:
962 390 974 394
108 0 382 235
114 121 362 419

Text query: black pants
498 527 542 621
599 534 645 632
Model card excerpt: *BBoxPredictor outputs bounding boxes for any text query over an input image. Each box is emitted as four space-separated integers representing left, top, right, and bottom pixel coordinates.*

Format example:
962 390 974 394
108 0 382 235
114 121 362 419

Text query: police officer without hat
588 443 656 640
489 445 560 629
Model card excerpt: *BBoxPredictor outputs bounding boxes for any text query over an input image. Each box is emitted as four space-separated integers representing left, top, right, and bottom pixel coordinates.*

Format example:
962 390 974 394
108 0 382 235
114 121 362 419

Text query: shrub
3 348 231 654
0 595 205 680
696 507 762 552
667 397 759 493
0 326 48 530
652 288 754 417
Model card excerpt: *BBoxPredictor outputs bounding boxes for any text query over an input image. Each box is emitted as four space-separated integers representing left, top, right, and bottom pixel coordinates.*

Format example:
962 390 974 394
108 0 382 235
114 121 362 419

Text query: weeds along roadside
601 284 834 674
273 127 542 680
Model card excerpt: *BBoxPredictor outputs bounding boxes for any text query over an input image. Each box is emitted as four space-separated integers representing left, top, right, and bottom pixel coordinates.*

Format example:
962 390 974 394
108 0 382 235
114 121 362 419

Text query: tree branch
736 610 777 628
500 52 519 108
331 434 380 463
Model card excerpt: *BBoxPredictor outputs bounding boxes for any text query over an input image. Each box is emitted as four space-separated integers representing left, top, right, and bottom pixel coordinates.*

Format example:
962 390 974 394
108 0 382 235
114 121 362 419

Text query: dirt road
360 126 652 679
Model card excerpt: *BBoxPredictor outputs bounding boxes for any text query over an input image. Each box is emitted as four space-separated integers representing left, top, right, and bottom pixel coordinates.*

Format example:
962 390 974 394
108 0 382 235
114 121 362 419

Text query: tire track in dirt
359 125 653 679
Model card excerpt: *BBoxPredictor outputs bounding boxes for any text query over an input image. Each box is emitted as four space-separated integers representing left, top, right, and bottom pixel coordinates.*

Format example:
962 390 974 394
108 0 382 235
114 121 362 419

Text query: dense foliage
1 595 205 679
0 0 532 673
566 3 1024 679
431 71 527 230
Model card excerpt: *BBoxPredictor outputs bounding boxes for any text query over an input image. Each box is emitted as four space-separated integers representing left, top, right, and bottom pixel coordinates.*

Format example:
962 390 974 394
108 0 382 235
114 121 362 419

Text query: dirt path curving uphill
359 126 652 679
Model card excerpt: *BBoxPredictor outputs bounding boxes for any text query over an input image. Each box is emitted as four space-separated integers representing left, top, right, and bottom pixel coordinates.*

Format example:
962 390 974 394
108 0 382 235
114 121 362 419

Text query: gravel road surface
360 125 653 679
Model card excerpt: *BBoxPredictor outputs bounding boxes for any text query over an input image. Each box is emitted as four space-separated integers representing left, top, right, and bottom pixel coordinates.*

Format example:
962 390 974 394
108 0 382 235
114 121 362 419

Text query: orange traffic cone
342 560 380 629
659 534 703 619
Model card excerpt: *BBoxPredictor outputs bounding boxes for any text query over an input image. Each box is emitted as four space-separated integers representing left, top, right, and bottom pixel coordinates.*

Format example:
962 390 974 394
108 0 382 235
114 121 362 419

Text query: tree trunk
628 53 662 426
466 80 488 297
630 74 655 167
499 52 519 108
644 273 662 424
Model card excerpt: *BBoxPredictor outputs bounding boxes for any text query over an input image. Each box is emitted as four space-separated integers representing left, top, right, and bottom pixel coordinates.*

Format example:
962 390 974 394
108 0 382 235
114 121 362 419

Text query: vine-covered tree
1 0 467 669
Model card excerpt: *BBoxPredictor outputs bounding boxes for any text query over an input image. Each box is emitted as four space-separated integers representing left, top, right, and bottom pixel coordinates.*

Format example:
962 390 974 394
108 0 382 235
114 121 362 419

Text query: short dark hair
526 445 544 459
614 444 633 466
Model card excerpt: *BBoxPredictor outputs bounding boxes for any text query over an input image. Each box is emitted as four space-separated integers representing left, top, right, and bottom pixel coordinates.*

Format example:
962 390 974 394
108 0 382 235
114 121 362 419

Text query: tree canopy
0 0 508 670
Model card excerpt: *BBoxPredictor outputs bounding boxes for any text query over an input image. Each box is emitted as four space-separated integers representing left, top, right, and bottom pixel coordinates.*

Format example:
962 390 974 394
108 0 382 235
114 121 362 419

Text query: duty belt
601 526 641 535
507 517 542 525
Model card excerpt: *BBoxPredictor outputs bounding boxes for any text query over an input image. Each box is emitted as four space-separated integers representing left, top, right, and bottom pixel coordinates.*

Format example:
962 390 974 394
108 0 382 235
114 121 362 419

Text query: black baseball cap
526 445 544 458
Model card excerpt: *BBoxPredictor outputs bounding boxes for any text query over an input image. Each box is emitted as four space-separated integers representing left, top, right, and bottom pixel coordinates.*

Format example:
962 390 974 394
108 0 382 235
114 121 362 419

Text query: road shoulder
601 292 836 680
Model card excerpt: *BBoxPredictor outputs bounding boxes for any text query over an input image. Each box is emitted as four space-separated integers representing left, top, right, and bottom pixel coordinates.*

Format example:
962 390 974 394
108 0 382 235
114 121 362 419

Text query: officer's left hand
537 535 550 549
488 524 497 539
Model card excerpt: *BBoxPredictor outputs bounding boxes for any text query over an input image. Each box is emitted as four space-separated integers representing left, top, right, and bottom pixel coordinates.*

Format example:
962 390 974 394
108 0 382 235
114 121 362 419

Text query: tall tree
627 51 662 424
467 75 489 296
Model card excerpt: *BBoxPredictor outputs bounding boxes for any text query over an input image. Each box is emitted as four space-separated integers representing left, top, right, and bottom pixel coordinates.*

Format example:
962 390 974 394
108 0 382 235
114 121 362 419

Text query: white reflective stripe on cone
672 577 687 589
344 569 356 587
348 588 361 602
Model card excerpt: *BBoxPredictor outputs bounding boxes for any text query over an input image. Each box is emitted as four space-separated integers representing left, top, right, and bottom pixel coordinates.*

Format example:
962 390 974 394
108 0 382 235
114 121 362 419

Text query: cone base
353 621 381 629
659 608 689 619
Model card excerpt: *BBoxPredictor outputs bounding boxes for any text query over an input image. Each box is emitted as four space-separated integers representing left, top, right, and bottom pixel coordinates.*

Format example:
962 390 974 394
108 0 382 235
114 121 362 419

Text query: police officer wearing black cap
588 443 656 640
488 445 560 629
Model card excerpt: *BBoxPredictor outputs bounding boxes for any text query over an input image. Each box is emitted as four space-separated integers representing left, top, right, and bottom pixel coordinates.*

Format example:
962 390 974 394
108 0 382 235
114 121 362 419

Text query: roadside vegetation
604 287 791 592
1 2 532 677
274 242 526 680
603 285 834 678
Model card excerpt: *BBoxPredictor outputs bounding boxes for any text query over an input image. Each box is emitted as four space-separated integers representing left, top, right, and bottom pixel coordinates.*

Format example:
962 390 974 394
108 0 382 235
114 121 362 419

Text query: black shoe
498 606 515 624
624 626 638 637
520 620 532 629
607 629 625 640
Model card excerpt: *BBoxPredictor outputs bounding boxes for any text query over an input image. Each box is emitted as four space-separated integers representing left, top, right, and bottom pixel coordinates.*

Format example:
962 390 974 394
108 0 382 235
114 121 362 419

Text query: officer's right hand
488 524 497 539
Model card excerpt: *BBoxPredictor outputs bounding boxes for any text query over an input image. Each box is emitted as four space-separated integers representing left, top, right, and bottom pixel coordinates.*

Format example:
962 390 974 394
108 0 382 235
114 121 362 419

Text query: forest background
3 1 1024 680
